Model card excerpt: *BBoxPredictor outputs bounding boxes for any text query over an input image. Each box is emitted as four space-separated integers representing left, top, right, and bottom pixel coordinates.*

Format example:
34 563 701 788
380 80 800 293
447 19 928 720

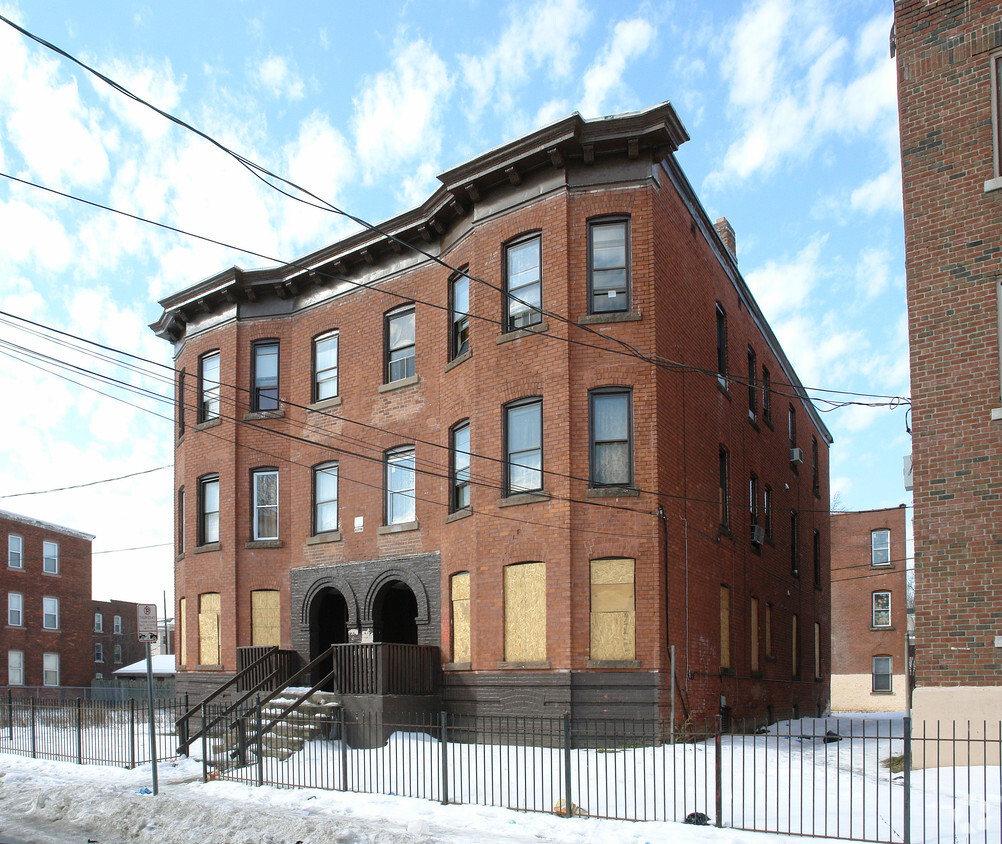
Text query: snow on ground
0 752 805 844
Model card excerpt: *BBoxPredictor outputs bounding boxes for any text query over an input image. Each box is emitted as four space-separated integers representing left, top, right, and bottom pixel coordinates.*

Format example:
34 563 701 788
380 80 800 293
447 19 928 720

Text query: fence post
256 696 264 787
903 716 911 844
440 711 449 805
563 712 573 818
201 702 208 783
7 688 12 741
714 714 723 828
76 698 83 765
129 697 136 769
30 698 36 759
338 707 348 791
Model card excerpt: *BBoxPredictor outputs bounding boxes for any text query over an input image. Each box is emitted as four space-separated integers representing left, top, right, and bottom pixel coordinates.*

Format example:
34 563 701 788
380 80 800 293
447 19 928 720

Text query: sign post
137 603 159 795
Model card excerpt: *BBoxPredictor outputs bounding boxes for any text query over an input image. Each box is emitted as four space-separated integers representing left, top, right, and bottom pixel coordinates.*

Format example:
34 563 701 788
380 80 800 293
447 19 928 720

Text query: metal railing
0 690 183 767
330 643 439 695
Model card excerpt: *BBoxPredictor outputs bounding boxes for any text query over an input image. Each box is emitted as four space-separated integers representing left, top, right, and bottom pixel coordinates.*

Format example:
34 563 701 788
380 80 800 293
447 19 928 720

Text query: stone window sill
984 175 1002 193
577 311 642 326
870 626 895 632
586 486 639 498
305 531 342 545
193 542 221 555
717 378 731 400
244 409 285 421
196 664 224 671
378 520 420 535
587 659 641 669
308 396 342 412
498 491 550 508
444 349 472 373
444 662 472 671
245 539 283 549
497 661 551 670
871 690 894 695
193 417 221 431
497 321 549 344
445 508 472 524
378 374 420 393
175 553 185 563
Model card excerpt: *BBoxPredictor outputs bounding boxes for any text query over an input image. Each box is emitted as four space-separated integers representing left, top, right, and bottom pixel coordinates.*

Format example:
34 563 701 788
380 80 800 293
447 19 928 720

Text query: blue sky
0 0 909 605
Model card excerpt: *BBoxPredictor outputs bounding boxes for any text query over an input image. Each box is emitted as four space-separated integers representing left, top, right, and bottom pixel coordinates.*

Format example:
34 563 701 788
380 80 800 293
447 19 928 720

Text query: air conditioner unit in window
790 447 804 465
751 524 765 545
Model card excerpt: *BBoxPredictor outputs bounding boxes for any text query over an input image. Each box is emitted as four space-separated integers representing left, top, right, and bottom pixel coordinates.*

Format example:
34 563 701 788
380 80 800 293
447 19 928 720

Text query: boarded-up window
750 597 760 673
504 562 546 662
251 590 280 647
198 592 221 666
765 603 773 658
179 597 187 666
720 585 731 670
590 558 635 661
451 572 471 664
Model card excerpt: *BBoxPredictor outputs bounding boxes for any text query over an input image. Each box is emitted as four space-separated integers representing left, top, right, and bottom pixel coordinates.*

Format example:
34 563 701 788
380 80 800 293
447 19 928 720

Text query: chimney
714 217 736 261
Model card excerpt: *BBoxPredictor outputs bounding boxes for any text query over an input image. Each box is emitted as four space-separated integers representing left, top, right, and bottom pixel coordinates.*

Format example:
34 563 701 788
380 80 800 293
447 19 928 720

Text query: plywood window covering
198 592 221 666
504 562 546 663
750 597 760 673
251 590 280 647
451 572 471 664
720 585 731 670
589 558 635 661
765 602 773 658
179 598 186 665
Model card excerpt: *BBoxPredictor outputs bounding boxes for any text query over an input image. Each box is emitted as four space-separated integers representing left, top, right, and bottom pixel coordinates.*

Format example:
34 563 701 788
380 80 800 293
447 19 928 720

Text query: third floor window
198 351 220 422
313 331 339 402
252 341 279 411
450 272 470 360
386 306 416 383
588 219 629 313
505 235 542 331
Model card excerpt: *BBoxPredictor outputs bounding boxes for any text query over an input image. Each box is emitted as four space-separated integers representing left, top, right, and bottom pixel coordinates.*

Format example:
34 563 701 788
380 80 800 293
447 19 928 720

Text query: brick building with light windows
830 506 909 712
91 599 146 683
894 1 1002 734
1 509 94 689
152 102 832 723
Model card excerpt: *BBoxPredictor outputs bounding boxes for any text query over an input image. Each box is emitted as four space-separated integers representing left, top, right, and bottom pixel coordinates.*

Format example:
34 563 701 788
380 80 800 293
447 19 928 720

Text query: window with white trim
198 351 220 422
872 591 891 628
504 398 543 494
94 612 103 632
313 331 339 401
450 421 471 512
42 541 58 574
198 474 220 546
8 534 22 568
313 462 339 534
95 642 104 662
8 592 22 626
871 529 890 566
8 650 23 685
385 447 416 525
505 235 542 331
252 468 279 540
450 272 470 359
43 596 59 630
114 614 122 634
43 652 59 687
872 655 892 692
385 306 416 383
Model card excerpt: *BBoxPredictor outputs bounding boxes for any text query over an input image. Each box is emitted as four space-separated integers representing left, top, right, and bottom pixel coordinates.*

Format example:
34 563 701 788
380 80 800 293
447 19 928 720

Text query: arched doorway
310 588 348 688
373 580 418 645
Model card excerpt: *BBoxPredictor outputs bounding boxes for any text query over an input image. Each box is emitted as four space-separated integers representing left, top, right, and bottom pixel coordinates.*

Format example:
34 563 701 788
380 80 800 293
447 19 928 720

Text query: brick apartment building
830 506 908 712
2 509 94 689
152 102 832 723
894 0 1002 730
91 599 146 681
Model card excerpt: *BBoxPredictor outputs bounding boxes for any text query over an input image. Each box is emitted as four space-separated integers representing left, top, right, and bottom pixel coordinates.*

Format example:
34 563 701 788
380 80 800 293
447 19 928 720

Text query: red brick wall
830 507 908 676
895 0 1002 687
168 159 830 720
1 512 93 688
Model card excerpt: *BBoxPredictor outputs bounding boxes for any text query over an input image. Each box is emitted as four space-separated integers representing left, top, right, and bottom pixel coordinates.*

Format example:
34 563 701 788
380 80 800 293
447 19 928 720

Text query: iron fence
0 691 184 767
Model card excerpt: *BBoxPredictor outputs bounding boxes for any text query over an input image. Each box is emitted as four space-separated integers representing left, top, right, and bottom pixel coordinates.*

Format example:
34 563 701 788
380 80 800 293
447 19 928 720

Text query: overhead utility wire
0 465 170 499
1 315 860 519
0 341 654 540
0 17 910 409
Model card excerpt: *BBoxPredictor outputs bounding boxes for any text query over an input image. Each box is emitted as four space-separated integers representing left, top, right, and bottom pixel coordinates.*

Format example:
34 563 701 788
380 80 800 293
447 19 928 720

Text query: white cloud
854 247 892 299
578 17 657 117
90 56 184 143
744 235 827 321
850 162 901 215
253 54 305 101
0 198 73 271
352 39 452 185
725 0 792 109
459 0 591 121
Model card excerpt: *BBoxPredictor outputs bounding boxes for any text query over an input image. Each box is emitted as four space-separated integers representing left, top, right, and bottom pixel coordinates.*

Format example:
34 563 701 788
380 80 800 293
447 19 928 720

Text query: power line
0 465 171 499
0 15 911 410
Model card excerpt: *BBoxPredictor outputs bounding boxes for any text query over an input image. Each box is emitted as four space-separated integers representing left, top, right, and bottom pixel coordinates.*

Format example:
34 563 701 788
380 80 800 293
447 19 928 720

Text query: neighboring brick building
91 599 146 681
894 1 1002 730
1 509 94 689
830 507 908 712
151 102 832 723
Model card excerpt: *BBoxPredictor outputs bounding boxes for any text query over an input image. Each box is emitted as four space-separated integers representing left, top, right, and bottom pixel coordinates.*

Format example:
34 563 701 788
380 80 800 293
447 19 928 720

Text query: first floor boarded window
198 592 221 666
589 558 635 662
451 572 471 664
504 562 546 663
720 585 731 670
251 590 280 647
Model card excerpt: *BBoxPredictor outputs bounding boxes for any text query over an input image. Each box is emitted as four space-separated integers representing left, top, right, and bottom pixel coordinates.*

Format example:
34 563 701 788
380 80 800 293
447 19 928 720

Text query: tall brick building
2 509 94 689
152 102 832 723
830 506 909 712
894 0 1002 728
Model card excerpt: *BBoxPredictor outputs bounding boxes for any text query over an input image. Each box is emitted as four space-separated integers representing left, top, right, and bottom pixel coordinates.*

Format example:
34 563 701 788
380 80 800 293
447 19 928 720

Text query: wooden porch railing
236 647 298 692
331 643 440 695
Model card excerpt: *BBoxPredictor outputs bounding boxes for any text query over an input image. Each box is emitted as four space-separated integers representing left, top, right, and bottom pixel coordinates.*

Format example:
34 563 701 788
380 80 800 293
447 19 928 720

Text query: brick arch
499 540 549 567
498 383 545 406
301 575 360 630
364 568 431 626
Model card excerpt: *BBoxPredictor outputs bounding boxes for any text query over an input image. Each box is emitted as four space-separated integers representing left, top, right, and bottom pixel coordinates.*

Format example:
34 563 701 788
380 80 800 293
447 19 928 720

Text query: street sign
137 603 158 640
